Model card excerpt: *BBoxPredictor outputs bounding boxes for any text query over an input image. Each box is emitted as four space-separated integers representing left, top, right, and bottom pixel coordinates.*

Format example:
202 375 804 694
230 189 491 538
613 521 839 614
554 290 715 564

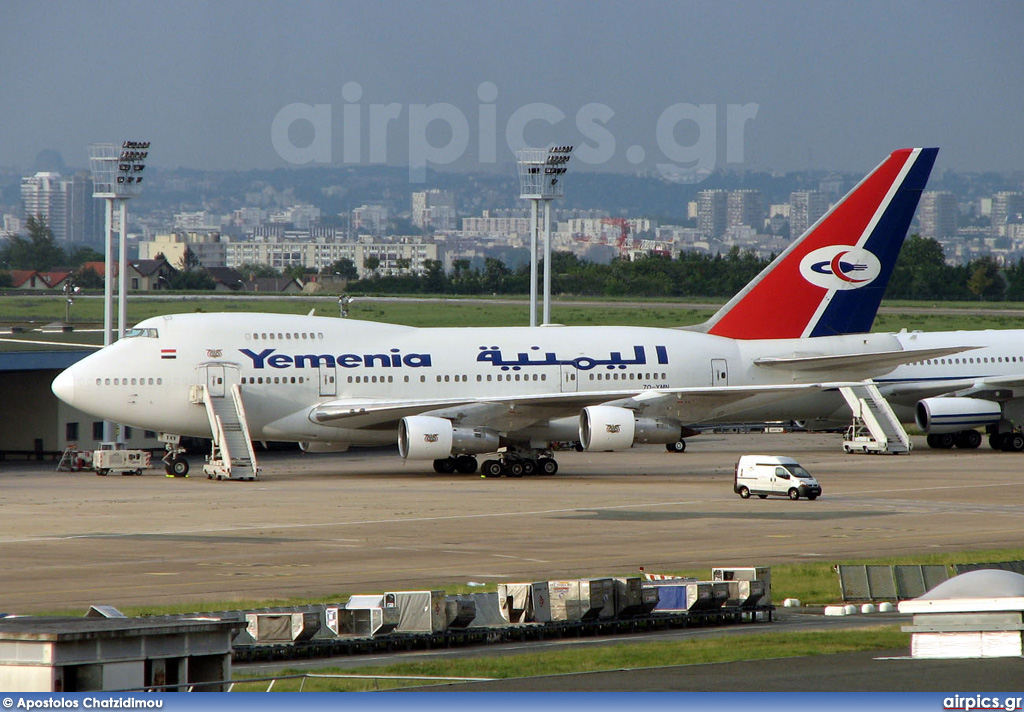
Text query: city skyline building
918 191 959 239
789 190 830 239
412 189 457 231
726 189 765 231
992 192 1024 238
697 189 728 239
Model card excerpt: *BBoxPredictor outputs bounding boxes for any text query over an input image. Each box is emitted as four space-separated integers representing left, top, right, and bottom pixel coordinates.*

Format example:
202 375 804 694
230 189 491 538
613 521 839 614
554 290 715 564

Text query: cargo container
498 582 551 623
384 590 447 633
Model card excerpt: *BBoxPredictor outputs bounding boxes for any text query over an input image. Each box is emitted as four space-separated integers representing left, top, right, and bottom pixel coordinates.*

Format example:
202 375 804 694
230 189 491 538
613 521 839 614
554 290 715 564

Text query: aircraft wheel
955 430 982 449
433 458 456 474
507 461 525 478
933 433 956 449
521 459 537 476
788 488 800 501
1007 434 1024 452
538 458 558 475
738 486 750 499
170 458 189 477
481 460 503 478
454 455 478 474
666 440 686 453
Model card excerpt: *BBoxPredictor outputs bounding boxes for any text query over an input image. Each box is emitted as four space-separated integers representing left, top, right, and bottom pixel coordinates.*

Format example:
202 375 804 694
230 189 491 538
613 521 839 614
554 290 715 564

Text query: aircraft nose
51 368 76 405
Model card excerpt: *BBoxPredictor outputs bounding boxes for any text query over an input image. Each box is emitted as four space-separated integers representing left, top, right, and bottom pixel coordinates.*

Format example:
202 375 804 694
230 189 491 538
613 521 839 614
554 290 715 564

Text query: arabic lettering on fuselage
476 345 669 371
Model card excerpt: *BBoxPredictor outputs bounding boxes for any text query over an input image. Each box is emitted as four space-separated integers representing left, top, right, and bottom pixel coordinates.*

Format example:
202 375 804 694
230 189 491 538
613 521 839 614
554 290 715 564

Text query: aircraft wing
884 373 1024 402
309 381 865 431
752 345 975 373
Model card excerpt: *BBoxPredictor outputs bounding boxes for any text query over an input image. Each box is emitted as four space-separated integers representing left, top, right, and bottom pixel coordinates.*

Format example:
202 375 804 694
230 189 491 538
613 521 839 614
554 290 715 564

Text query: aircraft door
711 359 728 387
319 364 337 397
560 364 578 393
206 365 226 398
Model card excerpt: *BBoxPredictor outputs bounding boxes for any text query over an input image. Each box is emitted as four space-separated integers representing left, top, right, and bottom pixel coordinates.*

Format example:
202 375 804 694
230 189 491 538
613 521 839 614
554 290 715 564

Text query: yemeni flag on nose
161 349 176 360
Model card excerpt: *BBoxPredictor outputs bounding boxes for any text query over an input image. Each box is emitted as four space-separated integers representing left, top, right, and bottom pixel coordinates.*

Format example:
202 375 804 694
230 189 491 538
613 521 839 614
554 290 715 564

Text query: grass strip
232 626 907 691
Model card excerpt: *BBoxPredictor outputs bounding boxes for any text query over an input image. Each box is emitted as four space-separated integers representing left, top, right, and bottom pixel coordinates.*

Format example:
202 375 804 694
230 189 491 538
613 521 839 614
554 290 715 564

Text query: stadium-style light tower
516 146 573 326
89 140 149 442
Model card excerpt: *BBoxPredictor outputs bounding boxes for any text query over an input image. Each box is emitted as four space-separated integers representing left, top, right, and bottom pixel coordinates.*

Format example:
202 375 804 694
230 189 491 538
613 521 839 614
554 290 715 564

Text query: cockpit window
124 327 159 338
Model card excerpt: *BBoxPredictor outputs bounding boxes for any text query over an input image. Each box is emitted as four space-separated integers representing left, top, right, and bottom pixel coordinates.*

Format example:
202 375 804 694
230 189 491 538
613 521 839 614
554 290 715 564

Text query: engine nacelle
580 406 635 451
915 397 1002 434
398 416 500 460
579 406 682 451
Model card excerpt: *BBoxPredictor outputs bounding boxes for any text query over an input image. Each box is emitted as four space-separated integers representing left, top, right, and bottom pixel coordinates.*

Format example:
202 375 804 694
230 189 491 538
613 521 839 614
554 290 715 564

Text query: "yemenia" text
240 348 432 369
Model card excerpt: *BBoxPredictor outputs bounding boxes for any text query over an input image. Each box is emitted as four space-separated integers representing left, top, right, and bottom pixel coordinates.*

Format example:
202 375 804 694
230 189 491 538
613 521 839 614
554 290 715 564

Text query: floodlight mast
516 146 573 326
89 141 149 442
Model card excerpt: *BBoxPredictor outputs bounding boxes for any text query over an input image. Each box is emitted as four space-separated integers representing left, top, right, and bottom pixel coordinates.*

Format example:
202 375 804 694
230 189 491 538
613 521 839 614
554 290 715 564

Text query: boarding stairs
197 383 260 480
839 382 911 455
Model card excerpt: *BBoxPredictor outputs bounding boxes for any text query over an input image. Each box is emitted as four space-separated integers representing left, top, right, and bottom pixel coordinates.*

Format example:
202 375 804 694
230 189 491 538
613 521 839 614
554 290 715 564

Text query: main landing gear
926 429 1022 451
432 450 560 477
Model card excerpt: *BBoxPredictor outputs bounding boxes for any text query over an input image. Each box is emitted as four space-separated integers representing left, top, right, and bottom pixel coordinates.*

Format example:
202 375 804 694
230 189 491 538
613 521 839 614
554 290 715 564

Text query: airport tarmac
1 431 1023 614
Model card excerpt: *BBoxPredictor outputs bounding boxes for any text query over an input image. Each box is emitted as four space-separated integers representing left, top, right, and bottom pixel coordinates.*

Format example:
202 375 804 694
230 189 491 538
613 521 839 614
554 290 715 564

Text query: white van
734 455 822 500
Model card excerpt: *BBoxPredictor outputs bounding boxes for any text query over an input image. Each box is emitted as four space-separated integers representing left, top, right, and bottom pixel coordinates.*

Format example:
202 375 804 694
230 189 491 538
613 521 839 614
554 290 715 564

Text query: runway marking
0 336 99 348
0 500 704 544
834 481 1017 497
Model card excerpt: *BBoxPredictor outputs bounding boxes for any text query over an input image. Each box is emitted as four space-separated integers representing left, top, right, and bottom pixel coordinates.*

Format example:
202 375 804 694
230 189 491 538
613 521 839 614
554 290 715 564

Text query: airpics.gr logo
799 246 882 291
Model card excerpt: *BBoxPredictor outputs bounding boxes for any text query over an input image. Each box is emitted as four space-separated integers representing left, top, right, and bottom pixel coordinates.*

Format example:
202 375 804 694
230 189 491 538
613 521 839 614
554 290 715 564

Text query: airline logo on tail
702 147 939 340
800 246 881 290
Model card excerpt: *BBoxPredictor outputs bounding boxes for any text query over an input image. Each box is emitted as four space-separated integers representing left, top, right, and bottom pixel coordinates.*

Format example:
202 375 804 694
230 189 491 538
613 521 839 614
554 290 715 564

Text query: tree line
343 236 1024 302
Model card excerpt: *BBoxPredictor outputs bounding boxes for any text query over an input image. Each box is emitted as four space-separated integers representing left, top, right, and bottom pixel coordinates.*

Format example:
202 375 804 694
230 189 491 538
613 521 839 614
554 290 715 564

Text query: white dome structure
916 569 1024 600
899 569 1024 658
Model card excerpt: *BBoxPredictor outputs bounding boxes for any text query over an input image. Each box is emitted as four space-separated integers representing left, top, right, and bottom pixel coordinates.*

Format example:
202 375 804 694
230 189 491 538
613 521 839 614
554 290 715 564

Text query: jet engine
398 415 500 460
579 406 681 451
914 397 1002 434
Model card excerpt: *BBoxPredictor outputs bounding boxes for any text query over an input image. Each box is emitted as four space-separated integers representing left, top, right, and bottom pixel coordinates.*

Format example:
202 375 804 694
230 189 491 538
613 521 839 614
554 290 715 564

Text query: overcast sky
1 0 1021 178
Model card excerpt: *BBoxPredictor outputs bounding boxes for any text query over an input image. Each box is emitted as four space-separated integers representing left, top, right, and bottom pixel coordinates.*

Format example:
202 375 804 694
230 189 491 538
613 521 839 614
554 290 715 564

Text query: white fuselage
53 312 908 446
729 329 1024 425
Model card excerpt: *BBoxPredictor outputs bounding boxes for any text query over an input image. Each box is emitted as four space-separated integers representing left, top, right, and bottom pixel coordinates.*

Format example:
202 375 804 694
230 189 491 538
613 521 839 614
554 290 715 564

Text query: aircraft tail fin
697 147 938 339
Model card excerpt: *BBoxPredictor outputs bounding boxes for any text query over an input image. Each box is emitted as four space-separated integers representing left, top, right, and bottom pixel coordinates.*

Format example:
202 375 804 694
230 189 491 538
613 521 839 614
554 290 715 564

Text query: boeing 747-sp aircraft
53 148 951 477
